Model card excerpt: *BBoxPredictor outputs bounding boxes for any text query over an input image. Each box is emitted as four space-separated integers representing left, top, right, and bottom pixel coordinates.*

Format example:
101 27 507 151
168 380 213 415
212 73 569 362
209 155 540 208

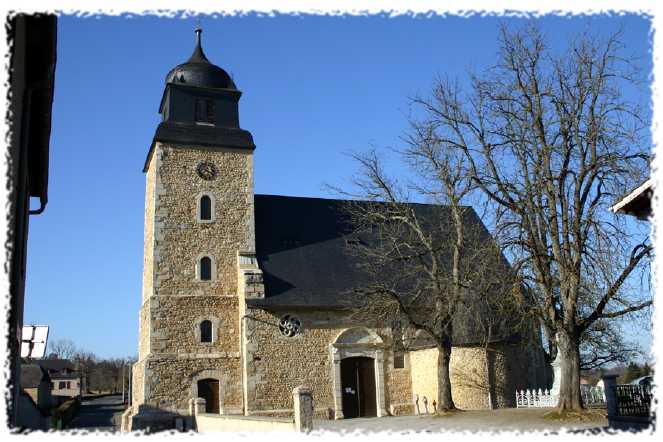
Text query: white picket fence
516 386 606 408
580 385 606 407
515 389 558 408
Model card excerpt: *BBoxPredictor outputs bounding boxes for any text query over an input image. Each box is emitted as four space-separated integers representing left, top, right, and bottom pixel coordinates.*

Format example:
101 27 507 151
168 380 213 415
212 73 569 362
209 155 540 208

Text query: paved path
67 394 126 432
314 408 608 434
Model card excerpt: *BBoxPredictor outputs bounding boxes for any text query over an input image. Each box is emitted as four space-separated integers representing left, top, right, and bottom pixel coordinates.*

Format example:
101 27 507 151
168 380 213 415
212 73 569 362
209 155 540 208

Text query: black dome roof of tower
165 27 236 90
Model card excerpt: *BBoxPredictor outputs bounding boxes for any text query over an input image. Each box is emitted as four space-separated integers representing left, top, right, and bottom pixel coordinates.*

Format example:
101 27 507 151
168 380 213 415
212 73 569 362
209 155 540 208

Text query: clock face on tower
197 161 218 181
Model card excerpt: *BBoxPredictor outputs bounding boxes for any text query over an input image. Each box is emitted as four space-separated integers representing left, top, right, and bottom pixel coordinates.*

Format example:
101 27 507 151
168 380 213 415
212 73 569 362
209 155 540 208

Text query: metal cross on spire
195 17 202 44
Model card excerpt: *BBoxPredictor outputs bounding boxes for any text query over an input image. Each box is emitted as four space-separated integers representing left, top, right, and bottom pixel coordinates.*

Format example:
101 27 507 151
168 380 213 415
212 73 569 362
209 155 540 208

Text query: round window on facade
278 315 302 337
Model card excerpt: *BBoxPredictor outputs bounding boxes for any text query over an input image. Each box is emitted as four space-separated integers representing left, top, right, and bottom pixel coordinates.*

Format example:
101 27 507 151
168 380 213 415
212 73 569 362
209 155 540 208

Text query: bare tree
72 350 97 394
579 319 642 371
335 133 520 410
409 24 652 410
47 339 78 360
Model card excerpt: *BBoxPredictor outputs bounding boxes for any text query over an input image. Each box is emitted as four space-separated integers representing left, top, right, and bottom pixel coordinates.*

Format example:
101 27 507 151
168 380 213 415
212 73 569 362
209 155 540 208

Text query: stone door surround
191 369 225 414
329 327 387 419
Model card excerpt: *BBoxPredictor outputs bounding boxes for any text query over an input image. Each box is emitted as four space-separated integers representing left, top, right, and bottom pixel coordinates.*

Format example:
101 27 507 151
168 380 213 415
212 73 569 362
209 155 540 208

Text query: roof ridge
254 193 472 209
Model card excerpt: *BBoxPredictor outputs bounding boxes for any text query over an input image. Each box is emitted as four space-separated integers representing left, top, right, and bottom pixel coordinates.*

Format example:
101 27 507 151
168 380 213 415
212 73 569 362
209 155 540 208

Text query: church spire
187 24 210 64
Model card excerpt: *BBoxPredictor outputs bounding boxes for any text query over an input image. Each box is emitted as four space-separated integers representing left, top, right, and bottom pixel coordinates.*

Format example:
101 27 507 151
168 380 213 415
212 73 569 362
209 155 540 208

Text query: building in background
611 178 653 220
36 359 82 404
6 13 57 428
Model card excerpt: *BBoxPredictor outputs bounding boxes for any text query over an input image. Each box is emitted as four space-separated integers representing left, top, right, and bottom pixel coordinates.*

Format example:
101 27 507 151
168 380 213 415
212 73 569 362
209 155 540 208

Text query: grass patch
542 409 606 422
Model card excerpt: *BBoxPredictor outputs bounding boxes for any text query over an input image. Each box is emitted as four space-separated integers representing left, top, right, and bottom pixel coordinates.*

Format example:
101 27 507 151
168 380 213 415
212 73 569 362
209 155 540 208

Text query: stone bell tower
130 27 255 421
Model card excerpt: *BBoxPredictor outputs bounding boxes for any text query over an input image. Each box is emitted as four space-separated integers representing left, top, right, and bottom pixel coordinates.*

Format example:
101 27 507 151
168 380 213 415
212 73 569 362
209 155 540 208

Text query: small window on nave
200 195 212 221
200 320 212 343
200 256 212 281
394 353 405 369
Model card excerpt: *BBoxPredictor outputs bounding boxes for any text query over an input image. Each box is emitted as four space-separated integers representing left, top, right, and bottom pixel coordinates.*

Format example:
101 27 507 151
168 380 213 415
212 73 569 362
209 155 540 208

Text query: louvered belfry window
195 99 204 122
205 99 215 124
195 99 215 124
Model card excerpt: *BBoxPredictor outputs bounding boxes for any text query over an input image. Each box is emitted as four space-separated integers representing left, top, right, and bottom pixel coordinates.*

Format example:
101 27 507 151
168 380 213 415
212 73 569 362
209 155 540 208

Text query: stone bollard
293 385 314 433
602 375 618 418
193 398 206 415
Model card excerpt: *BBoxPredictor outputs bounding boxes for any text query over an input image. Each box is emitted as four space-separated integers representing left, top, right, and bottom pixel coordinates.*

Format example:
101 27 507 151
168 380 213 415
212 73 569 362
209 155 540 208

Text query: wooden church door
340 357 377 418
197 378 220 413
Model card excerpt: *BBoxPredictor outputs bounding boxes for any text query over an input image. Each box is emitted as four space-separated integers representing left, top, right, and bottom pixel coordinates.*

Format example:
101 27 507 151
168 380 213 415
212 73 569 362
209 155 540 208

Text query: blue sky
24 14 652 359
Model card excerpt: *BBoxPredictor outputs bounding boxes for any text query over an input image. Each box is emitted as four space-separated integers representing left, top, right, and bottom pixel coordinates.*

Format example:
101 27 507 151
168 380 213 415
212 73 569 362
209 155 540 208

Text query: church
127 28 548 428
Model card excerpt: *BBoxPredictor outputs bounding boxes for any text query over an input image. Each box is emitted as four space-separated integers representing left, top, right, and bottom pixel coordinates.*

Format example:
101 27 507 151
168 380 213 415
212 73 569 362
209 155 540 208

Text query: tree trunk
556 329 583 411
436 337 456 411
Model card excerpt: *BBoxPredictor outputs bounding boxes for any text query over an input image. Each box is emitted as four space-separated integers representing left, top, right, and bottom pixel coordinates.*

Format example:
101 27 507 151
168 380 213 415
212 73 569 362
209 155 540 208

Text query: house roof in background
50 372 80 380
35 358 75 373
611 178 653 219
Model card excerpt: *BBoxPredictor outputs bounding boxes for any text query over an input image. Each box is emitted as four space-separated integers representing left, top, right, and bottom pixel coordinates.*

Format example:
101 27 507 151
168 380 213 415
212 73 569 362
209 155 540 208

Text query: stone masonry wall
385 352 413 415
132 143 254 414
409 348 438 410
150 295 239 355
142 356 242 413
141 152 157 304
409 343 537 411
131 360 145 410
410 346 492 410
152 144 254 298
450 347 490 410
138 304 150 359
243 308 411 418
243 308 339 416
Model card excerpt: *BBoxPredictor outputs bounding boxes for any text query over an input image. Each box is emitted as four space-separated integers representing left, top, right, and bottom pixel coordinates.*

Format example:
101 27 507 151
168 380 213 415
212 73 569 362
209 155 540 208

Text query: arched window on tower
199 256 212 281
200 195 212 221
200 320 212 343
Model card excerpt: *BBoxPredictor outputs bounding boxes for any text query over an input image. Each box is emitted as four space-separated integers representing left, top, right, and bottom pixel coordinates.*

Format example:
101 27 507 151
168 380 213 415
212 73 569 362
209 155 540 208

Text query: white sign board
20 325 49 358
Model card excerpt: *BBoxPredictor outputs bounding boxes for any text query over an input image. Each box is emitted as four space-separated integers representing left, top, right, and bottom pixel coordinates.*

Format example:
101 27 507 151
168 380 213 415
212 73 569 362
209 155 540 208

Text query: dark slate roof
165 28 236 90
36 358 75 373
250 195 366 310
153 122 254 150
49 372 80 380
20 364 50 388
248 195 515 345
144 123 256 172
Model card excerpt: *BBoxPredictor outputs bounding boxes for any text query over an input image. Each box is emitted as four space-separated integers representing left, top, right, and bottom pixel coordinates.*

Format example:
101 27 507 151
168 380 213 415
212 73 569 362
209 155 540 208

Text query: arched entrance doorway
341 357 377 418
197 378 220 413
329 327 387 419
